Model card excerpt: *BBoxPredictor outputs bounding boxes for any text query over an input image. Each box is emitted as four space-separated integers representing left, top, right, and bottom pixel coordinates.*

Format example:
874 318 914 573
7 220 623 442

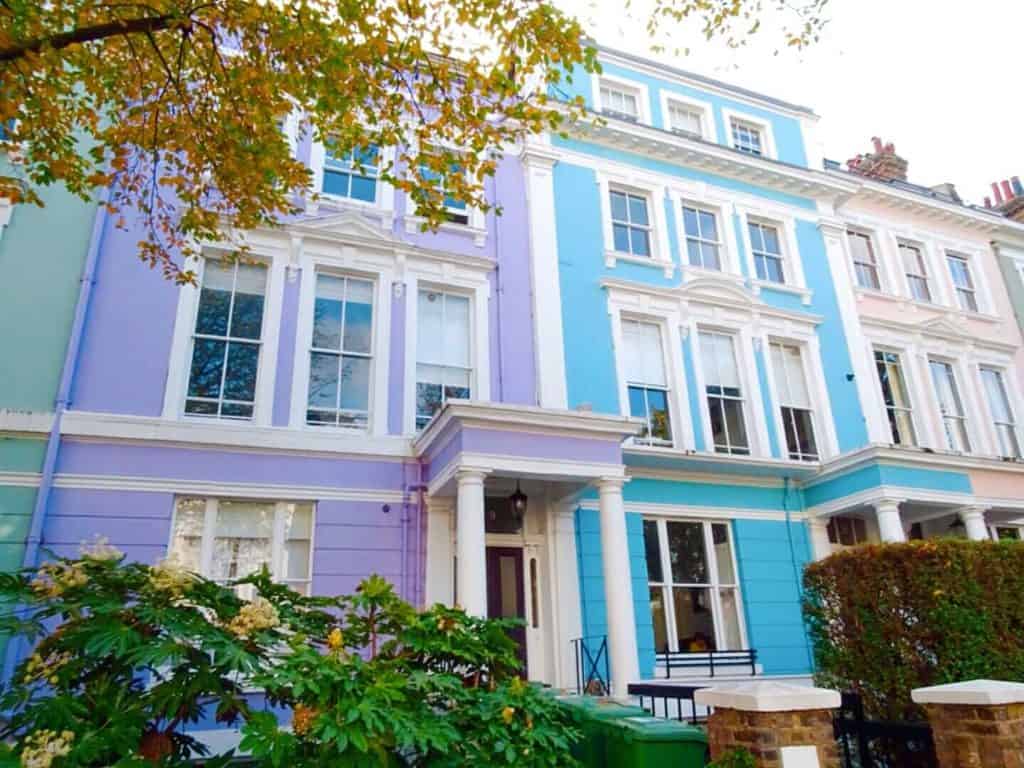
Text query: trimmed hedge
802 539 1024 720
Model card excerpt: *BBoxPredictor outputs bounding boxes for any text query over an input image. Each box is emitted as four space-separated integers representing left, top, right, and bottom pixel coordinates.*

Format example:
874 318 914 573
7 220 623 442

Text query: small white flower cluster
148 558 195 596
21 729 74 768
30 563 87 599
78 536 123 562
23 651 72 685
227 597 280 638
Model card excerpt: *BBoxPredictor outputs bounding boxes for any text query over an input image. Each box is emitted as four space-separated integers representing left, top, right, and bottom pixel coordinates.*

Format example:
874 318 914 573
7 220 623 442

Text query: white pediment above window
679 275 760 310
294 209 397 241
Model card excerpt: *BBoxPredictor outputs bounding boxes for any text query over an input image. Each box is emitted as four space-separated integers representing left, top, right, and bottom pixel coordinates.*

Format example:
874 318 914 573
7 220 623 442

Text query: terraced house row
3 44 1024 724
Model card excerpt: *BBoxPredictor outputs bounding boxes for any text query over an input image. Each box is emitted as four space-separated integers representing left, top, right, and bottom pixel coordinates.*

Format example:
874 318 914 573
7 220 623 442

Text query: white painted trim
0 471 41 487
720 107 777 160
426 451 626 497
0 198 13 238
521 145 568 409
307 140 396 226
592 73 652 125
578 499 794 522
657 91 717 142
60 410 413 458
806 483 974 518
597 171 674 278
696 682 840 712
0 409 55 433
424 498 454 606
671 193 742 278
736 205 810 303
761 334 837 461
56 472 405 502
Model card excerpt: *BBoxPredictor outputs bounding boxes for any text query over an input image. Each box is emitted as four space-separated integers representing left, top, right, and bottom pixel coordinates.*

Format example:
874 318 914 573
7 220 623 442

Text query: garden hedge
802 538 1024 721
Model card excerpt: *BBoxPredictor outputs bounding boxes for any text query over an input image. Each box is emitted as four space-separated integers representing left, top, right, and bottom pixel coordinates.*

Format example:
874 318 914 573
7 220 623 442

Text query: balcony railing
656 648 758 678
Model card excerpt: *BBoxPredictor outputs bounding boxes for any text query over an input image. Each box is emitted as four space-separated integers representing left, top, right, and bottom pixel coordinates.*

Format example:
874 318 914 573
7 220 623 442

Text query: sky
555 0 1023 206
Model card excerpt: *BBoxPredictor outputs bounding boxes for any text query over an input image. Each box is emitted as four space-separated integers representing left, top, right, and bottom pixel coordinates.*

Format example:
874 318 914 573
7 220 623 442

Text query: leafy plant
0 545 579 767
803 538 1024 721
708 747 756 768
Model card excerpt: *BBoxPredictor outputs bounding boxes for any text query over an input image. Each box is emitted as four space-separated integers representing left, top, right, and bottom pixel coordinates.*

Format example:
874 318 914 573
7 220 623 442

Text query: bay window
769 342 819 461
185 260 267 419
980 367 1021 458
928 359 970 453
306 274 374 428
700 331 750 455
643 519 744 653
621 319 672 446
169 498 314 596
416 289 472 429
874 349 916 446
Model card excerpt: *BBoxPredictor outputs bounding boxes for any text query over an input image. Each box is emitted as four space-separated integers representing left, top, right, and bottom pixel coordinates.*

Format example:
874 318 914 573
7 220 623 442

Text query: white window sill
604 250 675 278
854 288 1001 323
750 278 812 306
403 214 486 246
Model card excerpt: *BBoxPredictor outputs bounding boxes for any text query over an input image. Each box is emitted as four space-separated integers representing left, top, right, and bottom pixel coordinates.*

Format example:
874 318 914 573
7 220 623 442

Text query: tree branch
0 14 176 63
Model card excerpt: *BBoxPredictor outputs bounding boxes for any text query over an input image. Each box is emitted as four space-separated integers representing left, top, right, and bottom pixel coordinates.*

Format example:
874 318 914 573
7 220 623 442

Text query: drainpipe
2 195 109 682
402 460 427 607
490 173 505 402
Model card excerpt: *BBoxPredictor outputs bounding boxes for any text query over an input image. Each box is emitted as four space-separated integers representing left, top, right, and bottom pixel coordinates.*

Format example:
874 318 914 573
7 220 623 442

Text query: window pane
313 297 343 351
712 524 735 583
339 355 370 411
417 290 445 363
673 587 716 651
613 224 631 252
212 501 275 581
723 399 750 453
708 398 727 449
718 588 743 650
187 338 226 398
623 320 666 387
223 342 259 402
230 265 266 339
628 195 649 226
443 294 471 368
169 499 205 571
683 207 699 236
646 389 671 441
630 227 651 257
610 191 628 222
650 587 669 652
642 520 663 583
195 282 232 336
700 243 720 271
307 351 339 410
699 211 717 241
686 240 703 266
350 174 376 202
666 521 708 583
982 368 1013 421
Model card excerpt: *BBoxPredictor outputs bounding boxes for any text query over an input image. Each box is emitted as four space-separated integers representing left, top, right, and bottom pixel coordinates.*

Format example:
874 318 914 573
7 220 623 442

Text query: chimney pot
985 196 992 209
1001 180 1013 201
1013 176 1023 196
992 182 1004 205
872 136 884 154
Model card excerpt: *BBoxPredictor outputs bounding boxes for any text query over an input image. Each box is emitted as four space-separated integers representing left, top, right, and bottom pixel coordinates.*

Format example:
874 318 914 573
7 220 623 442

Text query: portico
414 400 643 695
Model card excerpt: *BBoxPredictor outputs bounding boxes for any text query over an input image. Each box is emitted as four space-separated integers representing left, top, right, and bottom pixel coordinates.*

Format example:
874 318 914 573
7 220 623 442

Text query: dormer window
667 102 704 138
599 82 641 122
730 119 763 156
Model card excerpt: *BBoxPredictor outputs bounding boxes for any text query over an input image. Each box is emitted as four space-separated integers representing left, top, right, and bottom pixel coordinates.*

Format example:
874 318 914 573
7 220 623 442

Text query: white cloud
556 0 1023 205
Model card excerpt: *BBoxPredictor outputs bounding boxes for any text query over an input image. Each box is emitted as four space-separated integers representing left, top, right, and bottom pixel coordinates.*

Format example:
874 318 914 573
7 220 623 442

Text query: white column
874 499 906 543
808 519 832 560
521 144 568 409
597 477 640 698
455 469 489 617
958 506 990 541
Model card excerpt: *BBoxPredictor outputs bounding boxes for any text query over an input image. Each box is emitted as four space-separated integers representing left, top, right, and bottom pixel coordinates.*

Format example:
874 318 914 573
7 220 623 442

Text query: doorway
485 546 527 674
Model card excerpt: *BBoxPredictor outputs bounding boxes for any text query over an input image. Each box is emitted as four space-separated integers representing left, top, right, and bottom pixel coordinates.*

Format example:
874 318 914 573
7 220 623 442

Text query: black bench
656 648 757 678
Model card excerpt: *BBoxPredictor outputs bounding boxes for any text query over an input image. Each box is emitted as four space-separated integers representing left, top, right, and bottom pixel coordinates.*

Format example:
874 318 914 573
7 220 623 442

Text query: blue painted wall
733 518 814 675
575 508 657 680
804 462 973 508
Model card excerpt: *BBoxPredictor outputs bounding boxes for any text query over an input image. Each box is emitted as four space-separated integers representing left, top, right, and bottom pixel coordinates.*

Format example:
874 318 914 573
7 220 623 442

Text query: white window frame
643 517 748 654
846 228 884 292
593 74 650 124
896 238 933 304
598 172 674 277
945 250 983 314
694 327 761 457
402 141 487 245
722 108 776 159
617 316 675 448
308 140 396 222
927 356 972 454
679 202 726 273
872 346 919 448
290 261 392 436
977 364 1023 459
403 274 490 435
167 497 316 595
764 339 822 462
659 93 716 142
669 190 743 280
737 209 809 302
163 250 284 427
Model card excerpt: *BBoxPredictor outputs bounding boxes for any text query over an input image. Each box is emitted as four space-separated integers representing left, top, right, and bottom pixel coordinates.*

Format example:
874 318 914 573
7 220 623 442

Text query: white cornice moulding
0 409 54 434
577 499 795 522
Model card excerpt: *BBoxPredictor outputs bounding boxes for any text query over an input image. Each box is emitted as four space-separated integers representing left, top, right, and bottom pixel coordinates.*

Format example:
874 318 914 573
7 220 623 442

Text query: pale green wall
0 177 97 412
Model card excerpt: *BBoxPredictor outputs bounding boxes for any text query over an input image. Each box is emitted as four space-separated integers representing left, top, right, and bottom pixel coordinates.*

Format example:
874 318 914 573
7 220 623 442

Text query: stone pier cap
912 680 1024 706
695 681 841 712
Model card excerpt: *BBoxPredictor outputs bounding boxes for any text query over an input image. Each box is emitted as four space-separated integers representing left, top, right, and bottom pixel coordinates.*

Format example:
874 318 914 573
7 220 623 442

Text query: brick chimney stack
846 136 909 182
984 175 1024 223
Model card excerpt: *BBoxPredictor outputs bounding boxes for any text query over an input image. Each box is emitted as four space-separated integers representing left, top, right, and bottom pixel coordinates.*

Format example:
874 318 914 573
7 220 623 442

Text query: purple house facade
18 125 645 710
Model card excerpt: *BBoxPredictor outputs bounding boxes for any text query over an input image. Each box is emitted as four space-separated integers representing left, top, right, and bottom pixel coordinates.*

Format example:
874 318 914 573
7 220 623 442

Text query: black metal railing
656 648 758 678
628 682 709 724
571 636 609 695
833 692 937 768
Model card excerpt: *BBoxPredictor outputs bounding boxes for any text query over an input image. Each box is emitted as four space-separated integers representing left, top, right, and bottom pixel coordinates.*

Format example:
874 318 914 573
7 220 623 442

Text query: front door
486 546 527 674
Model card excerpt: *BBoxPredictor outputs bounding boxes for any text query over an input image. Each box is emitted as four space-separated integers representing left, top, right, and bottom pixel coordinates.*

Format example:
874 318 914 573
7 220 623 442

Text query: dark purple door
486 546 527 674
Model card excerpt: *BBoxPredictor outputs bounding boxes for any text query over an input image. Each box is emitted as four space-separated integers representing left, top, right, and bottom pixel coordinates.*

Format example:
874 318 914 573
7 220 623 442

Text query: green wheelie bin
605 715 709 768
556 696 649 767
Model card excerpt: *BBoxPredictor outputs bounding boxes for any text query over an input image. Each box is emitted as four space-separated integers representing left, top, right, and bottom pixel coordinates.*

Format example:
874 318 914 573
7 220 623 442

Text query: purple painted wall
388 281 406 434
72 220 179 416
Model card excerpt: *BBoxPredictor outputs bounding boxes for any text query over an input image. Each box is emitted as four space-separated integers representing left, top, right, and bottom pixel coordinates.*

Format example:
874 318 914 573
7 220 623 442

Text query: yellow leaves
501 706 516 724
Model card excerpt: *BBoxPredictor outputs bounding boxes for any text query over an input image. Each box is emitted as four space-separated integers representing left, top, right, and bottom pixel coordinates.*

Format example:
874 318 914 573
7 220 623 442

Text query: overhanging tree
0 0 827 282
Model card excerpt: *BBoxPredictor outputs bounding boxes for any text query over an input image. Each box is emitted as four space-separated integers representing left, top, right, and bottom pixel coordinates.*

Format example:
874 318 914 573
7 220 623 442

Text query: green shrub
0 544 579 767
802 538 1024 720
707 747 755 768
